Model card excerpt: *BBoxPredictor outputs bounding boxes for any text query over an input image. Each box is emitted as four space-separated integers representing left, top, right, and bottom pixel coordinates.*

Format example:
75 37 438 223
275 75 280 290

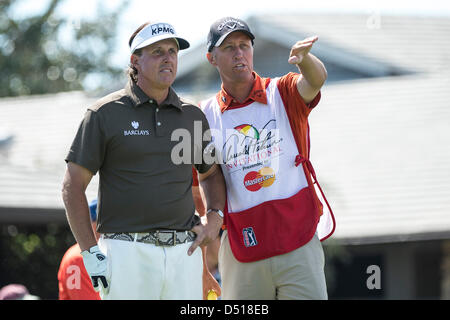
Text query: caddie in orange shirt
199 17 336 300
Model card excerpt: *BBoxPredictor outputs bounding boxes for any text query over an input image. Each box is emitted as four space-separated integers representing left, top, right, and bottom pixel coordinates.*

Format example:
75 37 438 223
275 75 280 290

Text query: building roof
250 13 450 74
309 72 450 244
0 92 98 223
176 13 450 94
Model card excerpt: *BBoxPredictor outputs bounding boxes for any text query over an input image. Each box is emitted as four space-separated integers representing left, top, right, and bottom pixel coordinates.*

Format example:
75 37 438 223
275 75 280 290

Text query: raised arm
288 36 327 104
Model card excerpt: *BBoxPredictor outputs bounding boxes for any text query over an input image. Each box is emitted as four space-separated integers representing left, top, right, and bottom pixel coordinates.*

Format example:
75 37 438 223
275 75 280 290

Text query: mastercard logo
243 167 276 192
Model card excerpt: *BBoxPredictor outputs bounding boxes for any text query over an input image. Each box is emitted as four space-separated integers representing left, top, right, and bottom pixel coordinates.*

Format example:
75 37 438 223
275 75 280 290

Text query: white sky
10 0 450 68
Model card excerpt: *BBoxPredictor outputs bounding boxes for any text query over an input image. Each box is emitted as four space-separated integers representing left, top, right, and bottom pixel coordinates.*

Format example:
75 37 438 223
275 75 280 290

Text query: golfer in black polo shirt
62 20 226 300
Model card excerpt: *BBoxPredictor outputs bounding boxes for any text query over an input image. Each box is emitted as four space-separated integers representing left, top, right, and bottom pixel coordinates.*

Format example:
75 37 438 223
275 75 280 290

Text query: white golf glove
81 245 110 294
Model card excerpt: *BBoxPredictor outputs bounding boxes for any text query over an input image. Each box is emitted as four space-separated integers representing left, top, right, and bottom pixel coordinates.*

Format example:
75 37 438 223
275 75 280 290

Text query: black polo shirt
65 79 214 233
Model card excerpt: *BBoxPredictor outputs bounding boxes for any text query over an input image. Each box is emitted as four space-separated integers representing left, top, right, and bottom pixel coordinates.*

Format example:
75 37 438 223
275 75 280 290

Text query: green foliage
0 223 75 299
0 0 128 97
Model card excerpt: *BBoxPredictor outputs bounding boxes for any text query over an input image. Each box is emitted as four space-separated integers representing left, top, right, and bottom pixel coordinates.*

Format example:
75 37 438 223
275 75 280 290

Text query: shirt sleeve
192 166 199 186
277 72 321 120
277 72 321 159
65 109 107 174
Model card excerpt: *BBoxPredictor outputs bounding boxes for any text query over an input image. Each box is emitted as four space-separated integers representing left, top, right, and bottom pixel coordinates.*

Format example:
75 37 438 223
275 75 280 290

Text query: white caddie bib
202 79 308 213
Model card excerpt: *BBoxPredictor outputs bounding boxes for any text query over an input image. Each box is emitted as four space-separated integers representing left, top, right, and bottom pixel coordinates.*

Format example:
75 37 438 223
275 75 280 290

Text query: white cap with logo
130 22 190 53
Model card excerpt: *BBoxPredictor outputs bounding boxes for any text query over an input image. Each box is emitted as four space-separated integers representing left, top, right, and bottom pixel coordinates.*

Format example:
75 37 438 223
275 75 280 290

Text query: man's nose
234 47 243 59
163 51 175 62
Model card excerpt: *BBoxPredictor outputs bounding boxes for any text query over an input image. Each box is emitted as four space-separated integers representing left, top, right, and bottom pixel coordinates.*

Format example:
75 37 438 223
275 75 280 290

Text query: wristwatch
206 208 224 219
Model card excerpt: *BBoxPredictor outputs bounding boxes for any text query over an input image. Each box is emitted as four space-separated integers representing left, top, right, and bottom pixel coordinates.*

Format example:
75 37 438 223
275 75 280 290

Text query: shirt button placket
155 105 163 136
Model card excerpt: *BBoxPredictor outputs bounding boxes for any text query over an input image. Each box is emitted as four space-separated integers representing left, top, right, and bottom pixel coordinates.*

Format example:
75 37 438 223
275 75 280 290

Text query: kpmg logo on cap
151 23 175 36
217 18 245 31
131 21 189 53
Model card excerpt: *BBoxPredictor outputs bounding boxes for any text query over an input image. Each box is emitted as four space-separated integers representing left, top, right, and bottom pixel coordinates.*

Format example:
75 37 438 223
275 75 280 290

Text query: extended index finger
292 36 318 49
188 225 204 256
302 35 318 43
188 236 203 256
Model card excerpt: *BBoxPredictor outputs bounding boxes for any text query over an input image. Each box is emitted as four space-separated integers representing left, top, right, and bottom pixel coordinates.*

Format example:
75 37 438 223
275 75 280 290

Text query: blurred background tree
0 0 128 97
0 0 128 299
0 223 76 299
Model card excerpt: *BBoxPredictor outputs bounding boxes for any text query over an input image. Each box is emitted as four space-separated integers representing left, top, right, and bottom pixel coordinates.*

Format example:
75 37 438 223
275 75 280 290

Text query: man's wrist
206 208 224 219
81 244 99 255
295 52 311 68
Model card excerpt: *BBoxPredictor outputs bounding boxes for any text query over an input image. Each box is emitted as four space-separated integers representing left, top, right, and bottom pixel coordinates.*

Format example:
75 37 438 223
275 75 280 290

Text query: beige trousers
219 230 328 300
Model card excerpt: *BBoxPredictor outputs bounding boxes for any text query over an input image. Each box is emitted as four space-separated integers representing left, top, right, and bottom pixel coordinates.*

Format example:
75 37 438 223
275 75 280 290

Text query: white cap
130 22 190 53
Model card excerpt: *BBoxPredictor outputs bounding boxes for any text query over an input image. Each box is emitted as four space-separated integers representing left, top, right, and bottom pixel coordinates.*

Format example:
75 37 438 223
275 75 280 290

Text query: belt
102 230 196 246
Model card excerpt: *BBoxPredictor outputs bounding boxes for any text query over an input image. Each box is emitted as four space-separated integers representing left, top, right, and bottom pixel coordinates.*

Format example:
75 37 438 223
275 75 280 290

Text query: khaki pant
219 231 327 300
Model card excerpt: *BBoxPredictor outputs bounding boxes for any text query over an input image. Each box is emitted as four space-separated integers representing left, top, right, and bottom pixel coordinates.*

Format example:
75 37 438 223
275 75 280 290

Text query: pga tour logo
124 121 150 136
242 227 258 247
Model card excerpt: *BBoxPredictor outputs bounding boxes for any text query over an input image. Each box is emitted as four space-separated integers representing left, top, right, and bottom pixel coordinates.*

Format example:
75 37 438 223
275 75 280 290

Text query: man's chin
230 71 253 83
158 75 176 87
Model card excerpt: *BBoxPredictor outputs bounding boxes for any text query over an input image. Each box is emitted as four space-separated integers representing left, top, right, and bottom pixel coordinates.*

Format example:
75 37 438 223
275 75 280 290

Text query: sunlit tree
0 0 128 97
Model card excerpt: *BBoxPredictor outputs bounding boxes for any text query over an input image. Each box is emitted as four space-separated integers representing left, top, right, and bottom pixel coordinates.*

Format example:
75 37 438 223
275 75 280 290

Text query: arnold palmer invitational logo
222 120 283 173
243 167 276 192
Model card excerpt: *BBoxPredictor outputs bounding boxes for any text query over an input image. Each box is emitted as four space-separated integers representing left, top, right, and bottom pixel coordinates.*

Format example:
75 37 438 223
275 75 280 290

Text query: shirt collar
126 77 183 110
217 72 268 113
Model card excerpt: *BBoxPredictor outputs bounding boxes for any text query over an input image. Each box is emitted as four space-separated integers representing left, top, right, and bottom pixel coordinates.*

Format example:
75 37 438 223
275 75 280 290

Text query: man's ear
130 54 139 68
206 52 216 66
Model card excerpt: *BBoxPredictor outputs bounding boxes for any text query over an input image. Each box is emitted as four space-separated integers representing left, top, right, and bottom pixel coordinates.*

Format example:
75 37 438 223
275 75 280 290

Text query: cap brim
133 34 190 53
214 29 255 48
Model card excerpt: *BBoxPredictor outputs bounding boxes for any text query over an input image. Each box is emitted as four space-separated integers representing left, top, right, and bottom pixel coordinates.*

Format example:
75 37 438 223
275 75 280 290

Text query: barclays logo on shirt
124 121 150 136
